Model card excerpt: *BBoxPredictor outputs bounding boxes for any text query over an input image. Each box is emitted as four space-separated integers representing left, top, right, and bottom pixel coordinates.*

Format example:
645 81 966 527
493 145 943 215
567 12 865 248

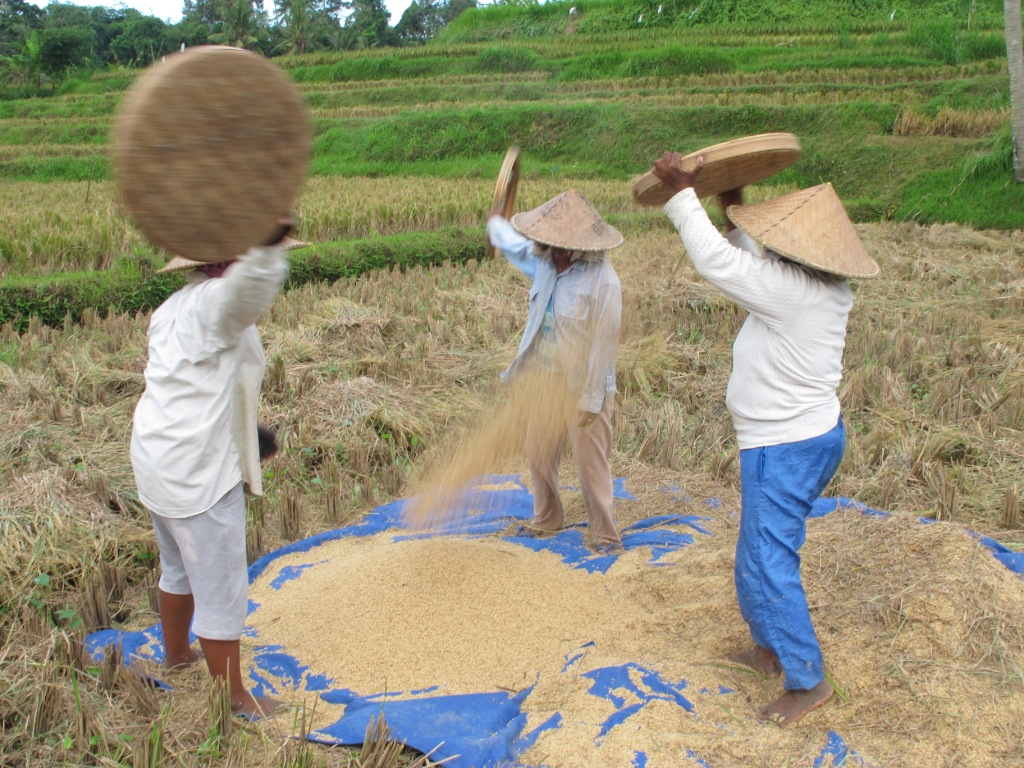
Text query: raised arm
487 213 538 280
203 221 292 347
652 152 800 327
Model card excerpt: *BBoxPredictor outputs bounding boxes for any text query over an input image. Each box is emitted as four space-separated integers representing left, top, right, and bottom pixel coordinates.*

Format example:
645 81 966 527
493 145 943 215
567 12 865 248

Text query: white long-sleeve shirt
664 188 852 450
487 216 620 413
130 245 288 517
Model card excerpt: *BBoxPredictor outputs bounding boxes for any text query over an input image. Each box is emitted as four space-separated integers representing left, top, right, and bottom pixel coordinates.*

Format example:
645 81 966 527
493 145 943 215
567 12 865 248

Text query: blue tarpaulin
88 475 1021 767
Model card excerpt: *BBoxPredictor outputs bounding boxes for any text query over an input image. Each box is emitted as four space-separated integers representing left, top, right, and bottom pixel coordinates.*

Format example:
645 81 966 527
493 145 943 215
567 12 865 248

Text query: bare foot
233 692 285 721
729 646 782 678
515 523 559 538
759 679 833 727
162 648 204 672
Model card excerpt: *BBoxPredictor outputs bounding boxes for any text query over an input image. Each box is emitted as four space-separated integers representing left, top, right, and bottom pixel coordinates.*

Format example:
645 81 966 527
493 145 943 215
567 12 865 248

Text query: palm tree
0 30 45 90
274 0 312 54
273 0 336 55
1006 0 1024 181
209 0 264 49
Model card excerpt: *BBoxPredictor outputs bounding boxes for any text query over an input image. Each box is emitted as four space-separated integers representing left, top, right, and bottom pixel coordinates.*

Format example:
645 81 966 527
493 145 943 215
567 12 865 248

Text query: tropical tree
394 0 474 45
42 2 93 30
209 0 266 49
183 0 227 26
440 0 477 25
0 0 44 58
334 22 364 49
0 27 44 88
394 0 425 44
35 24 94 87
110 15 172 66
341 0 392 48
272 0 338 54
1006 0 1024 181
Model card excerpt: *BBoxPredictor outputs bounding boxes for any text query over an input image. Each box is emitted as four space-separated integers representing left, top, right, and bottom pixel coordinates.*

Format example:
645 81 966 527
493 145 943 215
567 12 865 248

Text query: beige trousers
525 385 620 547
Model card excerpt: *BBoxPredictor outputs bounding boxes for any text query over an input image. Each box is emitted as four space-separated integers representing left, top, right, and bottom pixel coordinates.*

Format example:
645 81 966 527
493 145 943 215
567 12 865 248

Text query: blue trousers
735 419 845 691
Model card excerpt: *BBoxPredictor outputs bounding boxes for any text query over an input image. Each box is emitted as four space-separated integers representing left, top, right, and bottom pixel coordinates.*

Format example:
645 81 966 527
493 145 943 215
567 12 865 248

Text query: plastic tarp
87 475 1022 768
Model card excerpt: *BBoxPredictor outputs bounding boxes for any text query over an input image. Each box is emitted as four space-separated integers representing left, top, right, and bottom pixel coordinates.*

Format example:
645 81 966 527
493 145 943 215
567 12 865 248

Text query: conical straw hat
727 183 879 279
157 237 310 274
511 190 623 252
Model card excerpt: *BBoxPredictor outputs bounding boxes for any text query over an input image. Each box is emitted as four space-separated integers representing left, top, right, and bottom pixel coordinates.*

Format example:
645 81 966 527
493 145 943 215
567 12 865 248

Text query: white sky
39 0 417 25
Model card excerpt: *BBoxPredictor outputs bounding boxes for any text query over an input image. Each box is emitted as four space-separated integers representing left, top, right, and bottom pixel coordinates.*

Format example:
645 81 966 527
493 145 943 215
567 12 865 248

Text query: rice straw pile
246 500 1024 767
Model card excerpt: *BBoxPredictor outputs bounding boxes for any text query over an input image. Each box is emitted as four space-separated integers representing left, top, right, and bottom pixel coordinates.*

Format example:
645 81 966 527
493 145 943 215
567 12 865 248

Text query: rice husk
402 367 586 531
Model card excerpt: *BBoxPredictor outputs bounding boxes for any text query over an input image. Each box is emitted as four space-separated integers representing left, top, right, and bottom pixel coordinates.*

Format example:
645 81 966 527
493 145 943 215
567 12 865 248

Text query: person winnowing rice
130 221 296 719
651 151 879 726
487 190 625 555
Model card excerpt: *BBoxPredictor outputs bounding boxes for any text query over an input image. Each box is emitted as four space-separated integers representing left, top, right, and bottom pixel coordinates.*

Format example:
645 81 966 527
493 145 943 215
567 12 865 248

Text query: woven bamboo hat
632 132 802 206
114 46 311 264
511 189 623 251
727 183 880 279
157 237 310 274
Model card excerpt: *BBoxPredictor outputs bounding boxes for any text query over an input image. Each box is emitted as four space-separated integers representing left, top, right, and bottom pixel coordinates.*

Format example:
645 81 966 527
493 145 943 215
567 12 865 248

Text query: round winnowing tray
487 146 520 257
631 132 802 206
113 46 311 263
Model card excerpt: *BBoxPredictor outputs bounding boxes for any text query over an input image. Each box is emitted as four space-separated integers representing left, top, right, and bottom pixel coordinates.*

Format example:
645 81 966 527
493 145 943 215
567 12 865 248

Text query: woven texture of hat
632 133 801 206
511 190 623 251
114 46 311 263
728 183 880 279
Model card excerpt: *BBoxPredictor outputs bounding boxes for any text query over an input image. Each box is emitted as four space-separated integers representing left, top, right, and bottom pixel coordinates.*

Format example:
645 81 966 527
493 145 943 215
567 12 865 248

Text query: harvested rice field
2 215 1024 766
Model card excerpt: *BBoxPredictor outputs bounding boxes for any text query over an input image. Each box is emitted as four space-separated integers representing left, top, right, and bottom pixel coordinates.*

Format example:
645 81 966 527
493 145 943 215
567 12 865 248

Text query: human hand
257 424 278 462
577 410 598 428
263 216 295 246
652 152 704 193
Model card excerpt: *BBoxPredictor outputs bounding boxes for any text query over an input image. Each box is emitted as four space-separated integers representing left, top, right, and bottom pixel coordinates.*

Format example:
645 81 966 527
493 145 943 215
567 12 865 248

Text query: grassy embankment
1 0 1022 766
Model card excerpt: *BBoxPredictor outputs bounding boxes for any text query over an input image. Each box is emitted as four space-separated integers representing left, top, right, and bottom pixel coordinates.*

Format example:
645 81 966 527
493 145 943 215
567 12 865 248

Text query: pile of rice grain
248 535 646 695
247 505 1024 768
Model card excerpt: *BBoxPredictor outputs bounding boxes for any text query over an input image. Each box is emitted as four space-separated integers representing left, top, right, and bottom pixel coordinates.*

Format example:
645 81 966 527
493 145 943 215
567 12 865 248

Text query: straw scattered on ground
2 219 1023 766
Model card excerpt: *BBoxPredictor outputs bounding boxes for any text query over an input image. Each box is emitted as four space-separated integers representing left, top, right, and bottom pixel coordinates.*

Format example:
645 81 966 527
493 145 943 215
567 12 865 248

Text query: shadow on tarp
87 475 1020 768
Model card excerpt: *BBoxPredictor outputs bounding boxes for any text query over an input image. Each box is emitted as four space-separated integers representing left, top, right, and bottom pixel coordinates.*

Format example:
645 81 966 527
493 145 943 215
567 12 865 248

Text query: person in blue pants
651 151 879 726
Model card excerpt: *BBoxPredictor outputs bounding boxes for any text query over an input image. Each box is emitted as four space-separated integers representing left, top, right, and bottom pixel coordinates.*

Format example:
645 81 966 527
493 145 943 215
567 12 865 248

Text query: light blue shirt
487 216 621 413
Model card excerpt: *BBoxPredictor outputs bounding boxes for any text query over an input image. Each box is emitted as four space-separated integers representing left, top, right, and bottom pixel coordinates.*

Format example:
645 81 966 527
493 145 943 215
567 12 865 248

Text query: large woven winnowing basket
113 46 311 263
631 133 801 206
727 183 880 279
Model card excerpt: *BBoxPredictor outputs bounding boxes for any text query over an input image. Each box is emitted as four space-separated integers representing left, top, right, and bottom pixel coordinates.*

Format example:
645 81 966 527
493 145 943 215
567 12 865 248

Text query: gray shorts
149 483 248 641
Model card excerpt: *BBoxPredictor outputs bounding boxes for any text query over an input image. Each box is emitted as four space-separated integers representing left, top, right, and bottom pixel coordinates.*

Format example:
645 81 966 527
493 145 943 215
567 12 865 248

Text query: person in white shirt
130 220 293 719
652 152 879 726
486 190 624 554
